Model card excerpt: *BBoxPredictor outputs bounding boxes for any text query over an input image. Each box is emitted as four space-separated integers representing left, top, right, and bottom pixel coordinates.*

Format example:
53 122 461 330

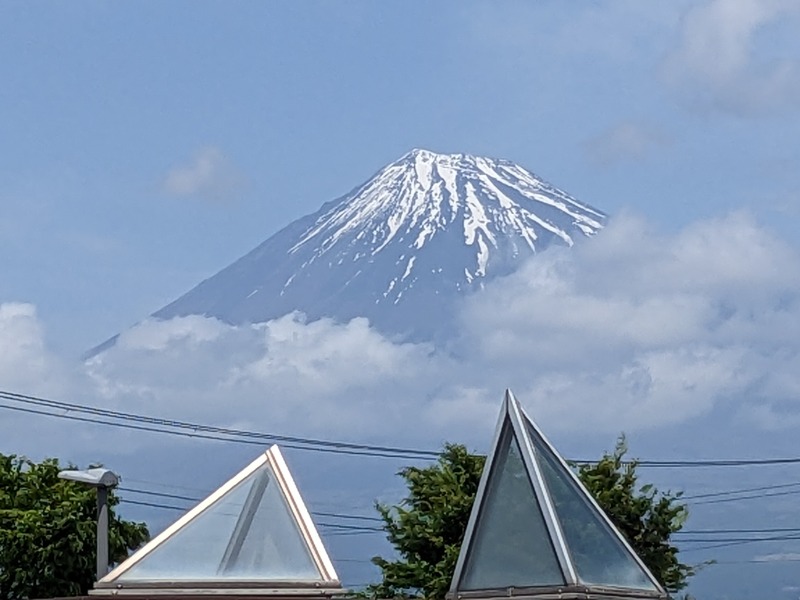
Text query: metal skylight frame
93 445 340 596
448 390 667 600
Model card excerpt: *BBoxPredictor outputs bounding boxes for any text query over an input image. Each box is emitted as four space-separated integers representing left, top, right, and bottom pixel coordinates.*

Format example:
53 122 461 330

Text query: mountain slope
151 149 606 342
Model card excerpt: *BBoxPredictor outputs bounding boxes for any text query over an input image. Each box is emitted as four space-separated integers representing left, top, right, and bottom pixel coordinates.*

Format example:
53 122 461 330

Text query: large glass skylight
449 391 666 599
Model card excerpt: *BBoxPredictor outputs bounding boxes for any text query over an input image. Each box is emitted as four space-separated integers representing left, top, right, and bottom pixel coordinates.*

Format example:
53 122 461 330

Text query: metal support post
97 486 109 581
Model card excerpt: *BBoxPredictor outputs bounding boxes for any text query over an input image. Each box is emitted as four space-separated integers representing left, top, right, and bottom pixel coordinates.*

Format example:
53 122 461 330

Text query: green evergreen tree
369 444 485 600
0 454 150 600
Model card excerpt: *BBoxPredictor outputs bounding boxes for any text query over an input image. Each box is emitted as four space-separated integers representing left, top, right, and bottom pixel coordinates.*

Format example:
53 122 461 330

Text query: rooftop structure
448 391 667 600
92 445 342 599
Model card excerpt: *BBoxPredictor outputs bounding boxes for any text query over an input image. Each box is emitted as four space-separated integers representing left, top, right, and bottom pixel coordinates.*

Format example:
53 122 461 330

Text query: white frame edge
506 391 578 584
266 446 340 584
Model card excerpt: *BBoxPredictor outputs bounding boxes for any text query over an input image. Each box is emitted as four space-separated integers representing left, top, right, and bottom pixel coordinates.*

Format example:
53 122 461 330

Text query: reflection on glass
460 426 564 590
221 468 319 579
118 464 319 581
529 424 657 591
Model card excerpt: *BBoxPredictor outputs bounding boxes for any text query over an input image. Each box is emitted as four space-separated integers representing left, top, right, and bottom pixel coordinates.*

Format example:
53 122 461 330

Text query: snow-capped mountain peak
141 149 607 343
288 148 604 289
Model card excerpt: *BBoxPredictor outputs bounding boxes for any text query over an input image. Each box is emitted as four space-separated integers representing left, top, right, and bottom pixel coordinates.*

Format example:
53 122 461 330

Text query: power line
330 559 375 564
682 481 800 500
120 486 384 523
18 389 800 573
121 494 800 544
676 528 800 535
324 530 381 537
677 536 800 543
123 485 800 535
0 390 438 460
119 498 383 533
316 523 383 532
6 387 800 468
634 457 800 468
122 498 186 511
15 388 800 544
681 533 800 553
125 478 377 513
121 488 383 525
123 476 800 529
691 488 800 506
120 487 200 503
314 510 383 523
714 558 800 565
122 487 383 523
0 402 265 447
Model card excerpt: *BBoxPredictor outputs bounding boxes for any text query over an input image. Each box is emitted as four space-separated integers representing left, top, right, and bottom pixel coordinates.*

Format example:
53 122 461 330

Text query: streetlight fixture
58 468 120 582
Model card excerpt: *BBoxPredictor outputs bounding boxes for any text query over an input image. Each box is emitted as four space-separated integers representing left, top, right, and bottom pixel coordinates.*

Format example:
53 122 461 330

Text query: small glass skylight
95 446 339 592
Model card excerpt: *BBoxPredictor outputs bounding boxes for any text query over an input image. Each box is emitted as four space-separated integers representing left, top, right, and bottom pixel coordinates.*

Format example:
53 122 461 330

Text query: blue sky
3 1 799 355
2 2 800 598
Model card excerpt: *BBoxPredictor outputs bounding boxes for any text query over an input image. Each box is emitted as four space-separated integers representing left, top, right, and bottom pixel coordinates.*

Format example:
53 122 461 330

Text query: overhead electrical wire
5 387 800 467
119 498 383 533
675 536 800 543
674 527 800 535
121 485 800 531
10 386 800 573
120 495 800 546
681 534 800 553
118 488 800 553
690 487 800 506
120 486 384 523
0 389 438 460
713 558 800 565
119 491 800 543
681 481 800 500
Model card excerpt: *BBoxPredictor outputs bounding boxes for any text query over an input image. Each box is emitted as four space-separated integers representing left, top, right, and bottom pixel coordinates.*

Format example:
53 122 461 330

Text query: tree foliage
0 454 150 600
369 438 693 599
369 445 485 600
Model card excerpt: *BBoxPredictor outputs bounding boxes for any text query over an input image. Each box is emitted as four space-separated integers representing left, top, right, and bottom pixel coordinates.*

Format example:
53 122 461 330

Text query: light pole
58 468 120 582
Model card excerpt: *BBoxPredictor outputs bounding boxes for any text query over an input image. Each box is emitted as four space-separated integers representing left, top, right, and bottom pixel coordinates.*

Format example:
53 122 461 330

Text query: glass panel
117 463 319 581
529 425 658 591
221 467 319 579
460 426 564 590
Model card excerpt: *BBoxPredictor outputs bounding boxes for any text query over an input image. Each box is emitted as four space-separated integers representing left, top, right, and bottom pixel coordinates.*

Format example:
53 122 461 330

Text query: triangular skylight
449 391 667 599
94 446 340 594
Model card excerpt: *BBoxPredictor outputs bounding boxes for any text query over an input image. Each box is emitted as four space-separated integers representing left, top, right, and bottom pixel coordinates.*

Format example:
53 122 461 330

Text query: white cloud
2 212 800 455
754 552 800 562
663 0 800 115
0 303 102 460
162 146 244 204
85 313 447 439
0 303 67 396
585 122 670 166
458 211 800 431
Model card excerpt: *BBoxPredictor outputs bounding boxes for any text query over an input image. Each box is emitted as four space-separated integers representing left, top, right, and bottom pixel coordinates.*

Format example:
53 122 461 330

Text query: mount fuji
99 149 606 350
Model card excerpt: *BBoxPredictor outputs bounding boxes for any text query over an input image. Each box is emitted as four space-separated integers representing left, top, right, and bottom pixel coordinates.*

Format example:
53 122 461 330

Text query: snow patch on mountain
284 148 604 305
